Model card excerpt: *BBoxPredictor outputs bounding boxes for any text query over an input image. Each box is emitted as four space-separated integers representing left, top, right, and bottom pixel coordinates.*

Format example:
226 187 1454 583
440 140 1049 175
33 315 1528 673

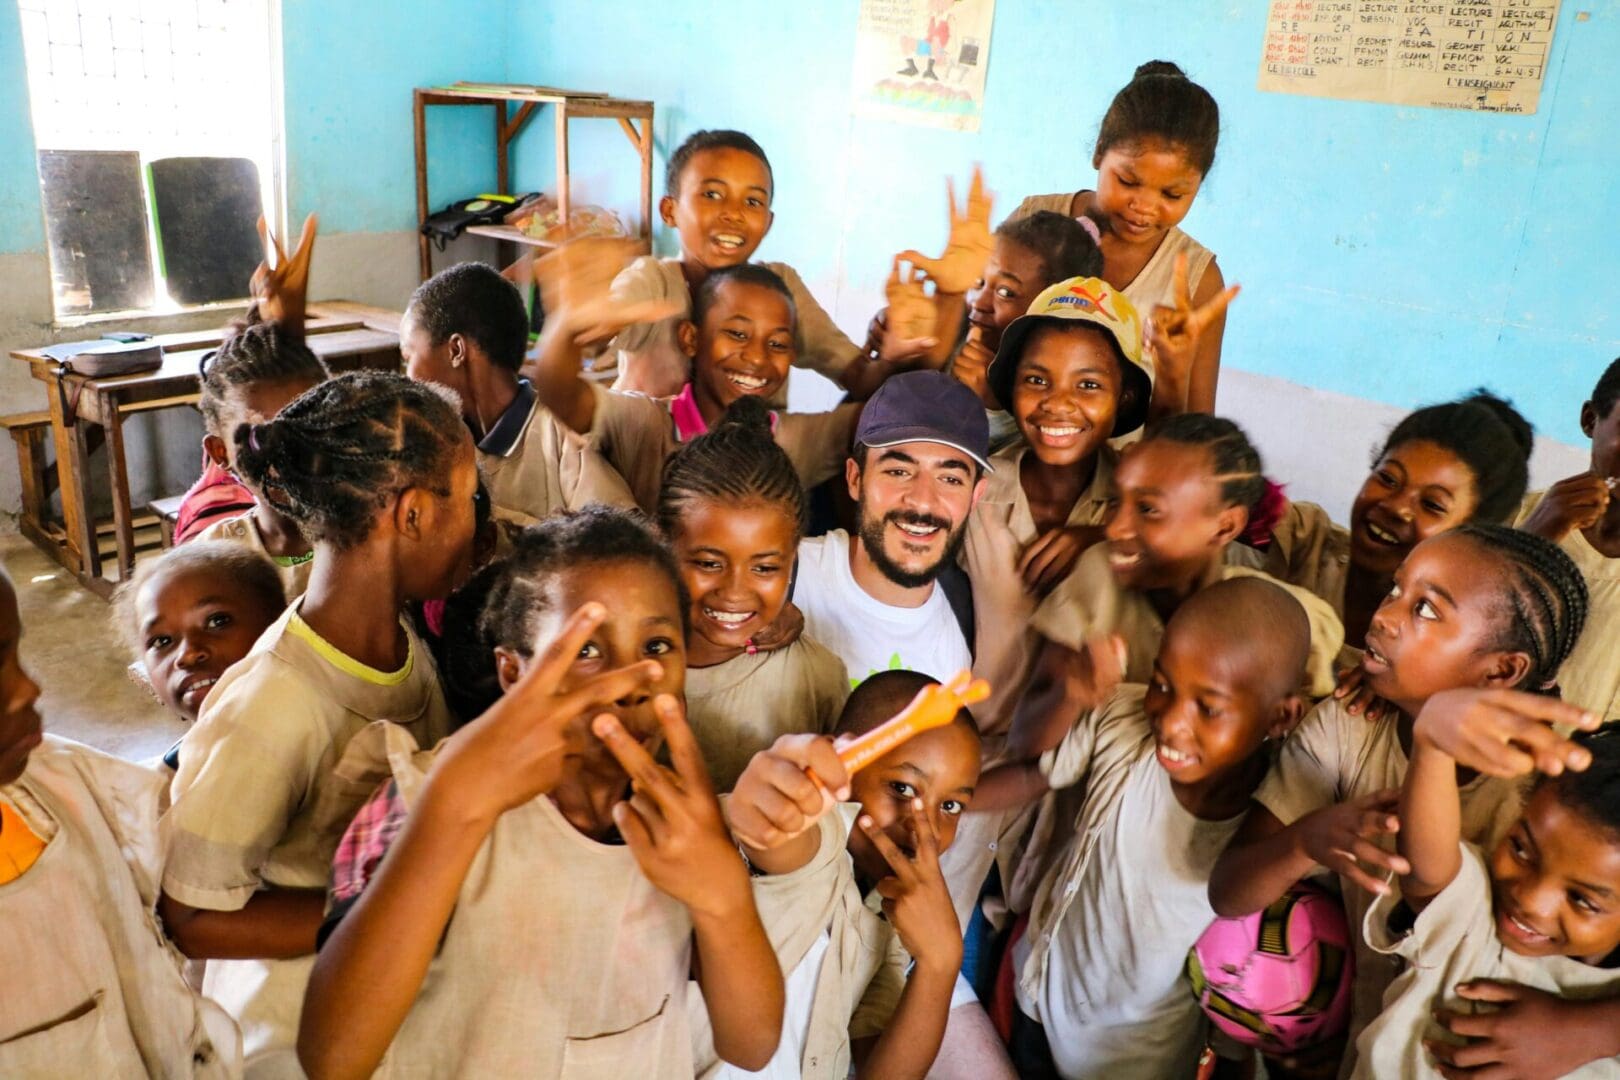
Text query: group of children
5 59 1620 1080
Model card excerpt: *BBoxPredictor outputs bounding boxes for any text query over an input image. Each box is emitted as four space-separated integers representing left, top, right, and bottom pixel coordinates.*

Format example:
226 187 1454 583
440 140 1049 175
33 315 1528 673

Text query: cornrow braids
231 371 467 549
1140 412 1267 511
1456 523 1588 691
1538 727 1620 839
658 396 806 541
435 507 688 726
198 320 330 438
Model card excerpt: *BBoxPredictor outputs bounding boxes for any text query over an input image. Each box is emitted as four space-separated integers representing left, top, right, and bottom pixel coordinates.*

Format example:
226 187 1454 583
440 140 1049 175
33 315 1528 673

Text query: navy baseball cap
855 370 992 472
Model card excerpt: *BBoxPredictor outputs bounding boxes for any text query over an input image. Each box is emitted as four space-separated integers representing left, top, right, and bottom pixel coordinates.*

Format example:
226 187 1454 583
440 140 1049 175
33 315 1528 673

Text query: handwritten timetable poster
1258 1 1561 114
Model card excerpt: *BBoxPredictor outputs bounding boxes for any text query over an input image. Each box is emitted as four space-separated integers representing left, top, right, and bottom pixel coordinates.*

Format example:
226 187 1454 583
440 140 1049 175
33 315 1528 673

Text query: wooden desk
8 302 403 597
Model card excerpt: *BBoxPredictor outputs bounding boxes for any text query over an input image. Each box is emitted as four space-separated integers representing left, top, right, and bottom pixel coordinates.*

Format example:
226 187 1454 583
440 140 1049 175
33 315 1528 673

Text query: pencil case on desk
42 339 164 377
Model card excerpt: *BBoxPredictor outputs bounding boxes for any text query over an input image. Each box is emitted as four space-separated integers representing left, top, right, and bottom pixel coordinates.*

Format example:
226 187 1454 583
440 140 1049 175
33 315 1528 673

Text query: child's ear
658 195 678 228
1581 400 1599 440
203 433 230 470
448 332 471 370
1482 650 1534 691
394 487 430 541
494 646 524 693
676 319 699 359
1211 504 1247 547
1267 694 1306 741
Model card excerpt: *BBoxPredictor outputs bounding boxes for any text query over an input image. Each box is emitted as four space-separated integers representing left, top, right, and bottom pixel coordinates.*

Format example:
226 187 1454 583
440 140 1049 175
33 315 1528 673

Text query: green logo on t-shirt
851 651 907 688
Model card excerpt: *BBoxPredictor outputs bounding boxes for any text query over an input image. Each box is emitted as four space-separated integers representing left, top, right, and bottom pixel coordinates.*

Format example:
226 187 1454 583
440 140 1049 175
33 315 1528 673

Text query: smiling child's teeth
1368 523 1399 544
1039 425 1080 437
727 373 768 390
703 607 751 626
1159 744 1189 763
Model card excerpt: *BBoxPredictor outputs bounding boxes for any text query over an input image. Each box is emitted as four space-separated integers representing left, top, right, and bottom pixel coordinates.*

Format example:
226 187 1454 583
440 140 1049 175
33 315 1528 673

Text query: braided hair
1139 412 1267 513
1377 389 1533 524
1537 728 1620 839
232 371 466 549
1454 523 1588 692
199 314 329 439
435 507 688 725
658 396 805 541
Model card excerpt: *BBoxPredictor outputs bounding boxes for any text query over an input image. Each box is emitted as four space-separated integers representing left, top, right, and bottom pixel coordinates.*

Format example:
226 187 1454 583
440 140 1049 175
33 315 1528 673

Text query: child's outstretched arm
526 238 683 435
1005 635 1123 760
850 802 961 1079
1401 688 1599 909
1208 792 1409 916
158 888 325 959
727 733 851 875
592 697 784 1071
298 604 662 1080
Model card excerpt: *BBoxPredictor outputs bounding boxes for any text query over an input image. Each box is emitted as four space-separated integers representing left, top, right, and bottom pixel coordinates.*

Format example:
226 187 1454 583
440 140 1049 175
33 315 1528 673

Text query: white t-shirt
794 530 972 687
714 930 832 1080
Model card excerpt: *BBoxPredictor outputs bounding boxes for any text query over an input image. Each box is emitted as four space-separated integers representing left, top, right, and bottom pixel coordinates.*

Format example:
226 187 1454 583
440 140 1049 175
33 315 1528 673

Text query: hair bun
1133 60 1187 81
1463 388 1535 460
715 395 775 441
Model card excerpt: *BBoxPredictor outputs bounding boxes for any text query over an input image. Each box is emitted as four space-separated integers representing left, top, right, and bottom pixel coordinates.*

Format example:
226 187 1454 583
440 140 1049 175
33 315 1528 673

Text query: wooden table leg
43 374 87 574
68 414 101 583
101 397 136 582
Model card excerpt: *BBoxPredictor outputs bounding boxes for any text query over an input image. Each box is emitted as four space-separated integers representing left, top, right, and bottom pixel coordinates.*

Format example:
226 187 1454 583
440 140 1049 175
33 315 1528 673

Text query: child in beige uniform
1518 357 1620 719
974 577 1314 1078
160 373 474 1077
0 571 240 1078
1253 391 1534 666
1212 525 1591 1076
1012 62 1236 417
302 508 783 1078
657 396 848 791
1354 690 1620 1078
712 669 996 1079
401 261 635 527
534 255 860 514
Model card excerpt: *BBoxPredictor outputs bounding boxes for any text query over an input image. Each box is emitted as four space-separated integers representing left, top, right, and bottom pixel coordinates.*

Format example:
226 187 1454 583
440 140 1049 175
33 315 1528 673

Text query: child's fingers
528 602 608 688
611 800 655 857
293 212 318 262
945 175 959 218
859 815 918 885
1452 979 1526 1004
627 789 667 839
1499 714 1594 776
591 713 670 793
1333 855 1400 897
910 799 942 873
553 661 664 725
1352 808 1400 839
1188 284 1241 332
772 734 849 802
1172 251 1191 310
1487 689 1601 735
652 694 714 795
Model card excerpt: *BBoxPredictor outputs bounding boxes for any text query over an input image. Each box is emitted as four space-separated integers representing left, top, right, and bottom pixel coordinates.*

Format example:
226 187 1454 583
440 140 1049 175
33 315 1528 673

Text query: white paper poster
851 0 997 132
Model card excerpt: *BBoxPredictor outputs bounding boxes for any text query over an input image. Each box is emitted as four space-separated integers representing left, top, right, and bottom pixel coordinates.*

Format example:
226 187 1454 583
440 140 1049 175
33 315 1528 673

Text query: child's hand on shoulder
1413 688 1599 778
860 801 962 977
1043 633 1126 713
592 695 751 919
1333 663 1396 723
1520 472 1612 543
1019 526 1104 595
1292 788 1410 896
426 603 662 825
1428 980 1620 1080
727 734 849 854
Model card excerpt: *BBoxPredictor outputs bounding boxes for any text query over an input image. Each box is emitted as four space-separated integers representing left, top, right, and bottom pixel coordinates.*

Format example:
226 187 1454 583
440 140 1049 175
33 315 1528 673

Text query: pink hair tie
248 425 262 452
1076 216 1102 245
1241 478 1288 549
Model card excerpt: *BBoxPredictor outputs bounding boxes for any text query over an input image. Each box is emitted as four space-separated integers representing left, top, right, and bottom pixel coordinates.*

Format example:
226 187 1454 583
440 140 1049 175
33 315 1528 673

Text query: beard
857 508 967 589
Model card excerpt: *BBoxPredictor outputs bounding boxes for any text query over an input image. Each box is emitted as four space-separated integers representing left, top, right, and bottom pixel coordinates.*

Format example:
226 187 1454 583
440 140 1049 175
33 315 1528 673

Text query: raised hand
1143 252 1240 411
726 733 849 854
863 801 963 976
251 213 317 336
592 694 753 918
1293 788 1409 895
1413 687 1600 778
1018 525 1105 595
426 603 663 822
535 237 684 347
884 256 939 346
953 323 996 403
1048 634 1127 713
897 166 994 296
1519 472 1613 542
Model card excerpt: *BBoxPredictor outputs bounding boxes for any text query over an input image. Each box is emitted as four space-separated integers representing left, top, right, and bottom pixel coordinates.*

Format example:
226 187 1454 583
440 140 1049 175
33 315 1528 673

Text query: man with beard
794 371 991 686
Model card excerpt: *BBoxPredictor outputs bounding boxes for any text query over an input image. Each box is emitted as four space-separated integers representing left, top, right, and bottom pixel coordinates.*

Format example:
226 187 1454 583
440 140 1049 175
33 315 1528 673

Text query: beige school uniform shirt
686 635 850 793
162 603 453 1076
478 397 637 527
690 806 909 1080
351 725 699 1079
1247 500 1361 670
585 381 858 515
1355 844 1620 1079
1013 685 1240 1079
607 255 859 399
1 737 239 1078
1256 699 1525 1077
1516 490 1620 719
193 512 311 599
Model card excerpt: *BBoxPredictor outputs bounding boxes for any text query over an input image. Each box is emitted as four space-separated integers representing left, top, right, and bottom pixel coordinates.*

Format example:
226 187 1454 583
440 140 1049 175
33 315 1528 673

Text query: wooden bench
149 495 185 549
0 411 56 551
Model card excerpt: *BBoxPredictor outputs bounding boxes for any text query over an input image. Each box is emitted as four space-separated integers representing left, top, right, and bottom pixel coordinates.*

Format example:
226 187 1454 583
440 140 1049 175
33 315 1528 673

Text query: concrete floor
3 532 184 762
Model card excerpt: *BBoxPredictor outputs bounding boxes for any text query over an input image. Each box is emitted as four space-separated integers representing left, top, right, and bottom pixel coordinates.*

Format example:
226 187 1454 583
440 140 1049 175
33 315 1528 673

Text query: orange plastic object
837 670 989 776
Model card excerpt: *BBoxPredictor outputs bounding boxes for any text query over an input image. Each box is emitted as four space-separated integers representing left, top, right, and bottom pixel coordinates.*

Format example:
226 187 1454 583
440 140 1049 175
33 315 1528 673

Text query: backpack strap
935 562 977 661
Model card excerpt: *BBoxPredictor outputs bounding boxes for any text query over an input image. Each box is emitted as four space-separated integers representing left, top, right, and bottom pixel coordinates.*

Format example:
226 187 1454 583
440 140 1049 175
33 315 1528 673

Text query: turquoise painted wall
503 0 1620 445
0 0 43 256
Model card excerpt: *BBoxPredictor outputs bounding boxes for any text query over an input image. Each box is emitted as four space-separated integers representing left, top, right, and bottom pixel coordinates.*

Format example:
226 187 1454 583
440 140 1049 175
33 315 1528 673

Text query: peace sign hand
897 165 994 296
592 695 753 919
426 603 664 824
1143 252 1240 408
862 801 963 976
250 213 317 335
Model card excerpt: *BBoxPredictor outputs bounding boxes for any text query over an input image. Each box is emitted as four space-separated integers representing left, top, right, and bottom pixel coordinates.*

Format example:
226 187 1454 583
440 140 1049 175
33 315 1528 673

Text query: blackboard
148 156 264 306
37 149 155 316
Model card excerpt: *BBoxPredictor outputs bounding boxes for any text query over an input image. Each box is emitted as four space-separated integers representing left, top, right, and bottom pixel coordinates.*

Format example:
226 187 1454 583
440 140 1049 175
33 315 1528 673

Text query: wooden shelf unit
413 84 655 281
